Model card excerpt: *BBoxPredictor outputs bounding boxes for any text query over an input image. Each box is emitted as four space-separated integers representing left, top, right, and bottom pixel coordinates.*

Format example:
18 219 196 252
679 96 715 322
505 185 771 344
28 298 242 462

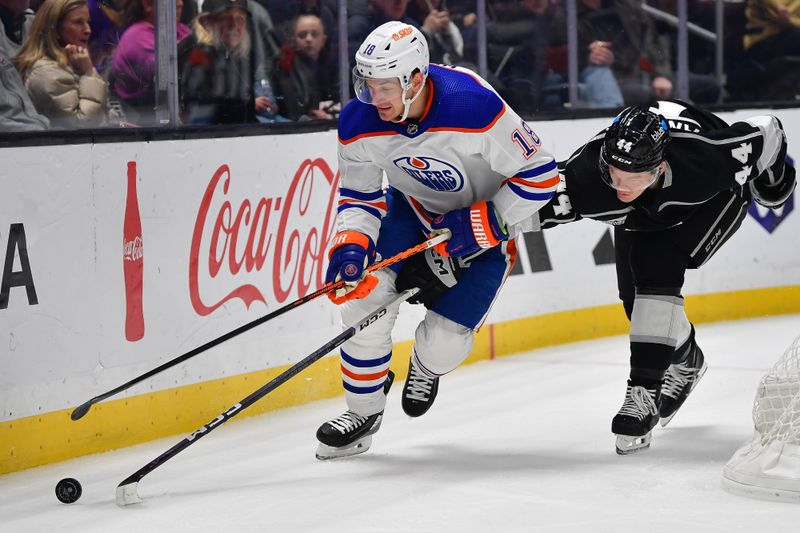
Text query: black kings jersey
538 100 787 231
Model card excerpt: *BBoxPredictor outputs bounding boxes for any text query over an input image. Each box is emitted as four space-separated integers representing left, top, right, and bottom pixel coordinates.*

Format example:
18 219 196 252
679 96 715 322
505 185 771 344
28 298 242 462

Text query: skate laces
406 363 435 401
328 411 367 434
661 358 699 400
619 386 658 420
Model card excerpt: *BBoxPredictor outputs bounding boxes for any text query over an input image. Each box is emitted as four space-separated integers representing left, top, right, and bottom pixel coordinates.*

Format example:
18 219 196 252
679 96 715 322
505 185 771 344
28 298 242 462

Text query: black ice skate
315 371 394 460
401 355 439 417
659 344 707 427
612 381 660 455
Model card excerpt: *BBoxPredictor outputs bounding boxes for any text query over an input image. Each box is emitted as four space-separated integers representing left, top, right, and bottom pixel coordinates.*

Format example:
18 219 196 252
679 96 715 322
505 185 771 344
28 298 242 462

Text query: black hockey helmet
600 106 670 187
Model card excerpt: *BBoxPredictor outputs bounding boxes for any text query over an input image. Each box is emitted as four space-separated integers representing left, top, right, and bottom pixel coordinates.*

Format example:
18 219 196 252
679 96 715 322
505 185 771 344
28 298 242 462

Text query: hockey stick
70 232 449 421
115 287 419 506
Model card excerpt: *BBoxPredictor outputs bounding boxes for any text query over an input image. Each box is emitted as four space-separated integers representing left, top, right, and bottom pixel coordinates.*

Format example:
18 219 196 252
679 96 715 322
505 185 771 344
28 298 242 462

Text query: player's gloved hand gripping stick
325 230 379 304
70 232 450 421
430 200 508 257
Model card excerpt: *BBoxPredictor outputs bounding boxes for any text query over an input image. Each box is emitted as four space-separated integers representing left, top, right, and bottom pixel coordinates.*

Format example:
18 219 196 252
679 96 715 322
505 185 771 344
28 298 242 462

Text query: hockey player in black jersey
536 100 796 455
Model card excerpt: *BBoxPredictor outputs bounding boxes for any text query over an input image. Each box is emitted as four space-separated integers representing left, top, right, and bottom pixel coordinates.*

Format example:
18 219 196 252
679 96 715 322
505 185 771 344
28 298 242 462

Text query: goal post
722 333 800 502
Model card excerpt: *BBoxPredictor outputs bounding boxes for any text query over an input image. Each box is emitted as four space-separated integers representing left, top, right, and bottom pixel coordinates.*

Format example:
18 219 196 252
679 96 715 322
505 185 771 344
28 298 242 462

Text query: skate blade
660 361 708 428
615 432 652 455
316 436 372 461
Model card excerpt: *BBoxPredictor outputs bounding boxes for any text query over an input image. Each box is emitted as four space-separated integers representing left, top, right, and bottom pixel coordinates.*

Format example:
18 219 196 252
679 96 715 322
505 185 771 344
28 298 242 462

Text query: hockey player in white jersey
315 21 559 459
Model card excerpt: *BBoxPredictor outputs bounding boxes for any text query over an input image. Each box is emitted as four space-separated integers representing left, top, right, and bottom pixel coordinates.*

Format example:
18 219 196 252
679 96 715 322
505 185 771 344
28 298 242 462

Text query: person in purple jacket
86 0 123 73
110 0 190 125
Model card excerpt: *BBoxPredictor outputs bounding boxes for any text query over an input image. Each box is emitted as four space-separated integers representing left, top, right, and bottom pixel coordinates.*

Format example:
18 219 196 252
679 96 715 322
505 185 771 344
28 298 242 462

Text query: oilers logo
393 156 465 192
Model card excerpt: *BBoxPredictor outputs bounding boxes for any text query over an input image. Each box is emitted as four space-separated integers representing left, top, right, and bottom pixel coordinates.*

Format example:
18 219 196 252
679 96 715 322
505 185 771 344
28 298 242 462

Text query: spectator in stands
181 0 196 24
248 0 282 62
1 48 49 131
270 12 337 120
406 0 465 65
491 0 620 110
1 0 49 131
264 0 337 49
472 0 554 114
438 0 475 31
647 0 720 104
179 0 267 124
1 0 34 54
743 0 800 101
14 0 113 128
111 0 190 125
569 0 670 106
87 0 123 73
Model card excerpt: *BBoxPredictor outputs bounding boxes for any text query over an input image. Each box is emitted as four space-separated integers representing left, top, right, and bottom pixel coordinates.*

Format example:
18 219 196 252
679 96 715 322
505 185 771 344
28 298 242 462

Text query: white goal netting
722 333 800 502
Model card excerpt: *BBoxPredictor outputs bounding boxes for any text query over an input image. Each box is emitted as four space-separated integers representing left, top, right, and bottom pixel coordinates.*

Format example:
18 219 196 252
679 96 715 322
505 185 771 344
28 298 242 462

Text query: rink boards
2 108 799 474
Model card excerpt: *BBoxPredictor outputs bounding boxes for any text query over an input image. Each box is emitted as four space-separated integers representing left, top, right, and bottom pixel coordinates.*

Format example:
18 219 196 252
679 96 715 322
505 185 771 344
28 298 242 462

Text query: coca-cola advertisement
189 157 339 316
123 161 144 341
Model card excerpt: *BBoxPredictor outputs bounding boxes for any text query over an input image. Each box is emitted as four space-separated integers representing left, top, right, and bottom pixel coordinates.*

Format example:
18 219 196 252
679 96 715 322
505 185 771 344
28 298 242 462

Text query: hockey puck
55 478 82 504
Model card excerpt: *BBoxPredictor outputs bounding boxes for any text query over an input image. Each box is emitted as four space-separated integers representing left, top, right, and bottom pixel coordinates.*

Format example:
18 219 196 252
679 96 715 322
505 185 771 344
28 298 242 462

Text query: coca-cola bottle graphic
123 161 144 341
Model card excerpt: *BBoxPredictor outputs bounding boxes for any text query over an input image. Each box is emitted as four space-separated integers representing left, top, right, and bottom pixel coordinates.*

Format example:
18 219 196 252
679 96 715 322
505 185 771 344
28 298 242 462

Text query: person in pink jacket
110 0 190 125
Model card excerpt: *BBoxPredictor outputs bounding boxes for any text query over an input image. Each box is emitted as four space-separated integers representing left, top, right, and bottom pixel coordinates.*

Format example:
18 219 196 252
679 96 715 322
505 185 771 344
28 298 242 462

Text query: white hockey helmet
353 21 430 122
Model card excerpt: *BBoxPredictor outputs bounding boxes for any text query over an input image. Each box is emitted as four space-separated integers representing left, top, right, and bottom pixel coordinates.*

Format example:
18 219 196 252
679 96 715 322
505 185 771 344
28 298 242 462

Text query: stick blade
70 402 92 421
116 482 143 507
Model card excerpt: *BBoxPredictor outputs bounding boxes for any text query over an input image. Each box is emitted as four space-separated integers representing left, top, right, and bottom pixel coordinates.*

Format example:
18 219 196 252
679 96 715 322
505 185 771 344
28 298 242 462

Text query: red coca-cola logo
189 158 339 316
123 236 143 262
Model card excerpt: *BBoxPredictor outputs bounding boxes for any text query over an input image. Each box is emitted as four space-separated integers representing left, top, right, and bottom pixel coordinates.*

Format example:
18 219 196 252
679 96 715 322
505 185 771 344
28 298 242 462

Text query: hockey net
722 333 800 502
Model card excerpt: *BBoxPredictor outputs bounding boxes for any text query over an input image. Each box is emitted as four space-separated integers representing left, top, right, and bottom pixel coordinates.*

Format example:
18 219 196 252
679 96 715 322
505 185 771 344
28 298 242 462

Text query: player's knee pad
340 269 400 355
413 311 474 376
630 289 691 349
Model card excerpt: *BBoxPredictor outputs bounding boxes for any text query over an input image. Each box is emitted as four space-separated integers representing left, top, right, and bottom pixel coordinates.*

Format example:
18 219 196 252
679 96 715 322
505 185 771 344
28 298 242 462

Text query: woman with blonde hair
14 0 111 128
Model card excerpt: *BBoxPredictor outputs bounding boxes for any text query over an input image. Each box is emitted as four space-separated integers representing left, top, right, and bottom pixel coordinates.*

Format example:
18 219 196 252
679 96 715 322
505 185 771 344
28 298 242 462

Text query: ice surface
1 315 799 533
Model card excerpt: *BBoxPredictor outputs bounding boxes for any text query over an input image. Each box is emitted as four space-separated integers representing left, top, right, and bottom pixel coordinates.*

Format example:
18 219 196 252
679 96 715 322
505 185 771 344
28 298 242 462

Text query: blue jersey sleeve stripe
515 160 558 179
508 182 556 201
340 188 385 201
337 203 384 219
341 350 393 368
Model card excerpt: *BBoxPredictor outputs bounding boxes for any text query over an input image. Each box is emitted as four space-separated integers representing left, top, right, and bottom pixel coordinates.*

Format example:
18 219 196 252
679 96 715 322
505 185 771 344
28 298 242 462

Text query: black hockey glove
749 119 795 209
750 147 796 209
395 247 461 307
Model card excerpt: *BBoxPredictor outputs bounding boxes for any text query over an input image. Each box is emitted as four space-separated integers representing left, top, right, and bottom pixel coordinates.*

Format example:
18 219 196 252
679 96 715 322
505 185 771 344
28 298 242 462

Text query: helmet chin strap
392 81 425 123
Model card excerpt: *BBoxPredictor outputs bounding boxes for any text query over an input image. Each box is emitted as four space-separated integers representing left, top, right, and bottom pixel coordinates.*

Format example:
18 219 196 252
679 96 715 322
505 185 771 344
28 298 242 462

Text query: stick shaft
117 288 418 490
73 233 447 419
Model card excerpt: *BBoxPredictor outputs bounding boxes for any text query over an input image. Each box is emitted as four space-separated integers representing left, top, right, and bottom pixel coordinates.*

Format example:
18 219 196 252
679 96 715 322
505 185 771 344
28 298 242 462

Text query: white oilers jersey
336 64 559 242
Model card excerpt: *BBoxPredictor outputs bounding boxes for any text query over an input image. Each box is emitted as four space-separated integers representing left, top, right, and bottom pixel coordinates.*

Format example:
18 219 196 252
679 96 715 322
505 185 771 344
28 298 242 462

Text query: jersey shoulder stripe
337 98 397 144
425 64 504 132
338 64 506 144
